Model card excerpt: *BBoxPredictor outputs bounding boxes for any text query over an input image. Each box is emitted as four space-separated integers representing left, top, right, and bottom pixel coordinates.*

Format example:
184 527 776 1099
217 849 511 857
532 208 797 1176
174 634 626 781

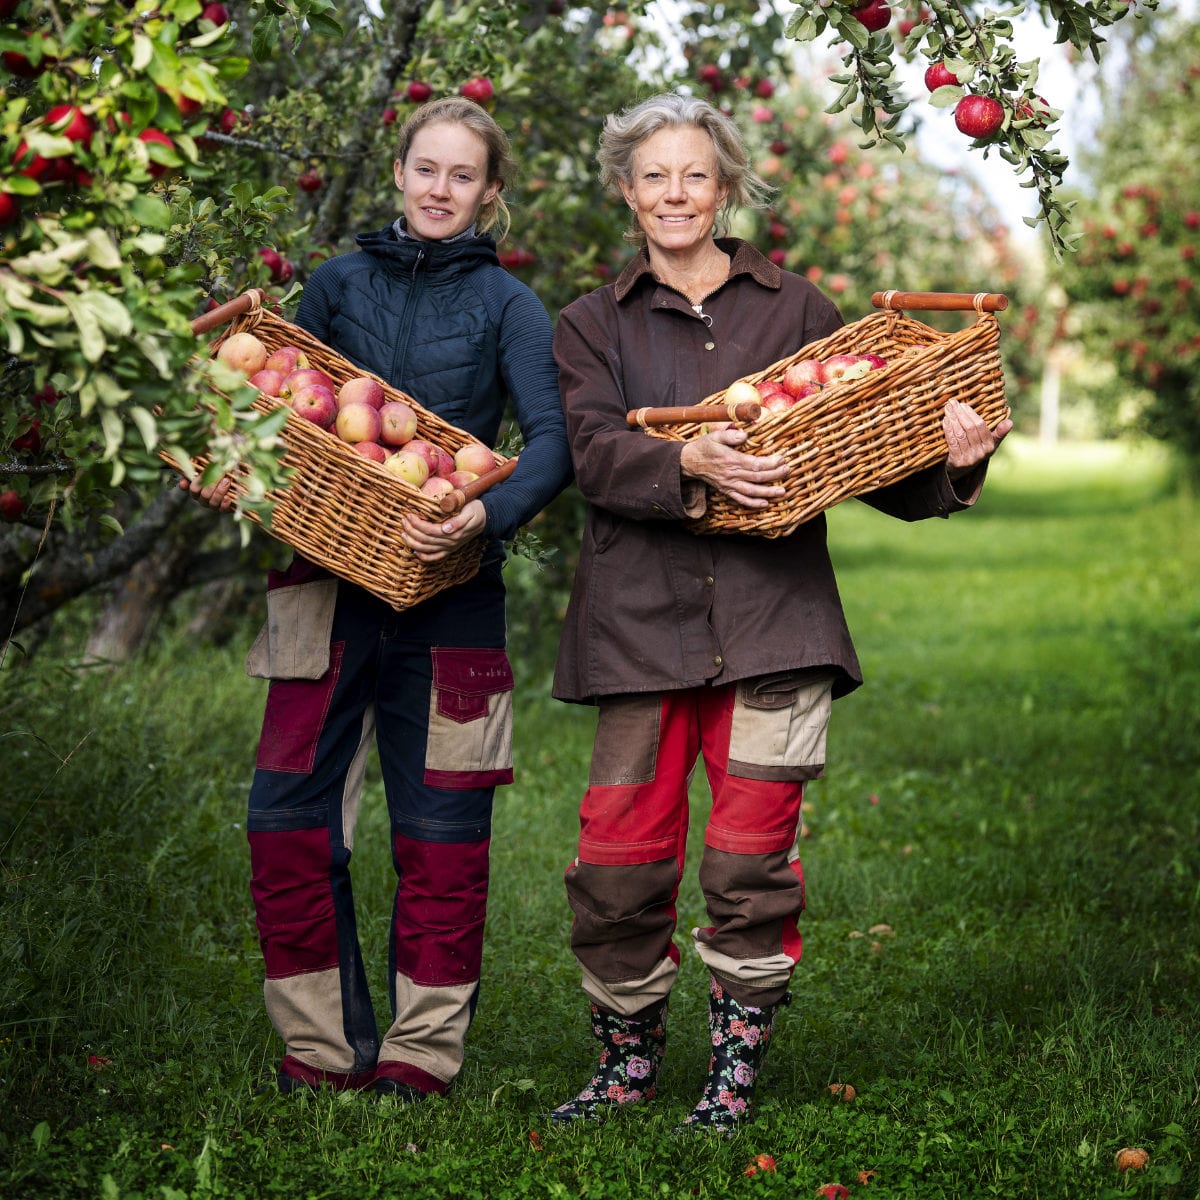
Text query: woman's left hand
943 399 1013 480
401 499 487 563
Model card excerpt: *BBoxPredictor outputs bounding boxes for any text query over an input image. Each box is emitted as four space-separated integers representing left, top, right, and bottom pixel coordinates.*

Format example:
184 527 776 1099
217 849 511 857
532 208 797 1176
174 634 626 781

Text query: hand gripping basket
173 289 515 611
629 290 1010 538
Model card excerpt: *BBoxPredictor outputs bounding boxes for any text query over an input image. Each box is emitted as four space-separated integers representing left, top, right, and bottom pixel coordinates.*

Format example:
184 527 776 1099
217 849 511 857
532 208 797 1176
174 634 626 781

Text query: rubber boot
676 976 785 1135
549 1000 667 1123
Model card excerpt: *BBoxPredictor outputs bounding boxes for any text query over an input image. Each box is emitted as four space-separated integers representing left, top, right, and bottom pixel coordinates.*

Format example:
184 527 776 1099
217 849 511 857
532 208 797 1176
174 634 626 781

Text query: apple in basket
722 379 763 412
338 376 386 410
782 358 824 397
249 368 286 397
216 331 269 375
380 401 419 446
290 384 337 428
384 448 430 488
421 475 456 500
264 344 309 374
756 379 792 414
454 441 496 478
282 366 336 399
353 441 388 463
822 354 874 385
428 443 456 478
447 469 479 489
336 401 383 444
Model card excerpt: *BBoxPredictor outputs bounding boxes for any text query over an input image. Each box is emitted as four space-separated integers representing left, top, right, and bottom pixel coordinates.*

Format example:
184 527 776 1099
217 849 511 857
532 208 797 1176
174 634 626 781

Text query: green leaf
99 407 124 460
251 15 281 61
129 406 158 451
929 85 964 109
306 12 343 38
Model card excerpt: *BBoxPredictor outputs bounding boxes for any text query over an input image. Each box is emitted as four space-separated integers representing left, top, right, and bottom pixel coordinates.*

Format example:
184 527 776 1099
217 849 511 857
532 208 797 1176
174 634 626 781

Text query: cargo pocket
256 641 345 774
424 647 515 789
727 671 834 782
245 576 339 681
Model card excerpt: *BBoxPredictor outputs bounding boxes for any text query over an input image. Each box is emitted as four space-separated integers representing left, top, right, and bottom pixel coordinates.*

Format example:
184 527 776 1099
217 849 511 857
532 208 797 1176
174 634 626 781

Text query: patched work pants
565 675 834 1015
246 559 513 1094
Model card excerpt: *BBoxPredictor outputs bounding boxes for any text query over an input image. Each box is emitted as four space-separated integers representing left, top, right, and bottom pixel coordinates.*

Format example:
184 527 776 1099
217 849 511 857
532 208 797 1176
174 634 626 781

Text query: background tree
2 0 1141 659
1055 13 1200 475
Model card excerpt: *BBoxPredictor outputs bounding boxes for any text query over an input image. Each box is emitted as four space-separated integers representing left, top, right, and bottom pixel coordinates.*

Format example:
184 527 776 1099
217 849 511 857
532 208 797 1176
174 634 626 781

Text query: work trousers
565 675 834 1015
246 559 513 1093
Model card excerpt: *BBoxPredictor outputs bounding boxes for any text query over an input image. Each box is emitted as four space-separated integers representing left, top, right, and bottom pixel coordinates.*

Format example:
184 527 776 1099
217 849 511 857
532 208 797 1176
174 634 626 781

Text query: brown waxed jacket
551 239 985 705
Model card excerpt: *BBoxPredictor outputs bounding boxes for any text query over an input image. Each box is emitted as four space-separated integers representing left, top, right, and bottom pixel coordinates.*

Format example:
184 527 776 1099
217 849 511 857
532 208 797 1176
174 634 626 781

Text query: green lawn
2 436 1197 1199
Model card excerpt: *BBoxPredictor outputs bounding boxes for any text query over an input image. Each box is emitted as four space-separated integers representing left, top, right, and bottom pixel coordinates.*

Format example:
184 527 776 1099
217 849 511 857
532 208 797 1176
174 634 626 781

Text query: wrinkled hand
401 498 487 563
178 473 235 512
943 399 1012 480
679 427 788 508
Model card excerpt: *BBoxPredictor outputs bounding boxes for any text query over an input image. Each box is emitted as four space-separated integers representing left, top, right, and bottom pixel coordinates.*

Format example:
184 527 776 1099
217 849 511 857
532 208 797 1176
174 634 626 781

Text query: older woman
548 93 1010 1134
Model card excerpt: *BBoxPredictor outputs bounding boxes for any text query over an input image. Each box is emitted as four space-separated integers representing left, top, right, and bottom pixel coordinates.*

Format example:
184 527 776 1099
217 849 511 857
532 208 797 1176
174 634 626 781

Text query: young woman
187 96 571 1100
549 92 1010 1134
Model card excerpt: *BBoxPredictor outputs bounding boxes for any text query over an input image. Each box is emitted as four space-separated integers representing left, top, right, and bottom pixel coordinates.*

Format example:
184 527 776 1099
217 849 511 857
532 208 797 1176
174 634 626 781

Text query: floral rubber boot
676 976 785 1136
549 1000 667 1123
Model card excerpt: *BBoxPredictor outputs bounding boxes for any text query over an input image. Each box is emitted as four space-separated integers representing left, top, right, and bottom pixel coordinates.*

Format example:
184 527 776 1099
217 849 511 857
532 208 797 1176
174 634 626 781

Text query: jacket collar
612 237 780 303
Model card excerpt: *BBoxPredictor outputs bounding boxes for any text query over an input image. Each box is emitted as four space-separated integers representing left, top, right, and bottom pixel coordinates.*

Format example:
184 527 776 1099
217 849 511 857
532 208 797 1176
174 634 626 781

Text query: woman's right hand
178 474 236 512
679 427 788 508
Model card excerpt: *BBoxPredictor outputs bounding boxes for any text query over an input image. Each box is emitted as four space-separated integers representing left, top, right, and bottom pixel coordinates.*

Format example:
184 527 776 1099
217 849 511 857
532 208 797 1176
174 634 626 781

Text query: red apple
218 107 249 134
427 443 456 478
45 104 95 147
751 105 774 124
850 0 891 31
282 367 335 398
297 169 323 193
12 418 41 453
954 94 1005 140
0 193 18 226
404 438 440 473
248 368 286 396
291 384 337 428
258 246 293 284
353 441 388 463
782 359 824 396
421 475 456 500
201 2 230 23
337 376 386 410
454 441 496 477
384 448 430 488
381 107 398 127
406 80 432 103
760 389 792 414
924 62 958 91
216 331 269 375
823 354 872 384
789 381 823 402
138 128 175 177
755 79 775 100
0 489 24 520
379 401 419 446
459 77 494 105
335 401 383 443
447 470 479 489
264 344 308 374
861 353 888 370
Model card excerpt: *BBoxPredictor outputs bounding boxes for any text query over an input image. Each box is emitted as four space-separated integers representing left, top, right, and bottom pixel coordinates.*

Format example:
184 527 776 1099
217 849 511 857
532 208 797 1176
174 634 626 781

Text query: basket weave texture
644 305 1009 538
177 296 505 611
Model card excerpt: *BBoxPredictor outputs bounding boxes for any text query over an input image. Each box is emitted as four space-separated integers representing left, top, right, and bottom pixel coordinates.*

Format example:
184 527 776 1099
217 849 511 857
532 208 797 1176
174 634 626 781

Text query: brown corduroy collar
611 237 781 304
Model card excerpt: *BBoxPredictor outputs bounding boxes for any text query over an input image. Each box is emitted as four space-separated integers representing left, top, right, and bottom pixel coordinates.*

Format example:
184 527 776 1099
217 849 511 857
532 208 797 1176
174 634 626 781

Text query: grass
2 435 1198 1199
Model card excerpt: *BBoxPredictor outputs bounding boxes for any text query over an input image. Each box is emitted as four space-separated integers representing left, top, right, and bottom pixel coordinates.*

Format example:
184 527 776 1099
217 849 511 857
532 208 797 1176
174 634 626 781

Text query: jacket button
704 575 714 586
704 341 715 351
713 655 723 667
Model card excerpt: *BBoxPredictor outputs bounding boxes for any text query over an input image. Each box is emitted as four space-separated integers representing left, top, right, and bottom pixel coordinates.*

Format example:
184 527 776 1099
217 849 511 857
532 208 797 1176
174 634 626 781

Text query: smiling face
394 120 500 242
619 124 729 262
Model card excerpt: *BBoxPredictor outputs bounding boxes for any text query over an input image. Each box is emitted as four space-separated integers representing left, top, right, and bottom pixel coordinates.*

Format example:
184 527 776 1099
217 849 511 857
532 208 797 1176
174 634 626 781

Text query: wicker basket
633 290 1010 538
171 290 512 611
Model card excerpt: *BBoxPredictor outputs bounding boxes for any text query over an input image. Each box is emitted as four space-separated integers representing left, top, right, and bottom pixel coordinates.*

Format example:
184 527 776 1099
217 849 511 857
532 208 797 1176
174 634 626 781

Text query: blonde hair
395 96 516 240
598 92 774 244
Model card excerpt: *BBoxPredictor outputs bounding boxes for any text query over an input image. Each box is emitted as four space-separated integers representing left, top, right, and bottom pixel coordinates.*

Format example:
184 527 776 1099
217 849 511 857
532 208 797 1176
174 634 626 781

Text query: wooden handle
871 290 1008 313
439 455 518 513
627 401 761 428
191 289 266 335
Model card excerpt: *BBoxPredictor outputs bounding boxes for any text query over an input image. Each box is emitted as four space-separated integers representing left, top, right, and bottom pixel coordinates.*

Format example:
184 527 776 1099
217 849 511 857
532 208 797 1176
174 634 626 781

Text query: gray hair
597 92 774 244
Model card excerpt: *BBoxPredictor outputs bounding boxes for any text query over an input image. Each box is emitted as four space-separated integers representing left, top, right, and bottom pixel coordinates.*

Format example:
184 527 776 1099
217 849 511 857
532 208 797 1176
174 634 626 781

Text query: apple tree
781 0 1160 260
1056 13 1200 471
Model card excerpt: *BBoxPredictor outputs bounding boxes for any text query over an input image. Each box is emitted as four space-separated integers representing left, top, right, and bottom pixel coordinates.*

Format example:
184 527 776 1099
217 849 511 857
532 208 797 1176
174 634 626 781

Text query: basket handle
627 400 762 428
871 290 1008 312
439 455 519 514
191 289 267 336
